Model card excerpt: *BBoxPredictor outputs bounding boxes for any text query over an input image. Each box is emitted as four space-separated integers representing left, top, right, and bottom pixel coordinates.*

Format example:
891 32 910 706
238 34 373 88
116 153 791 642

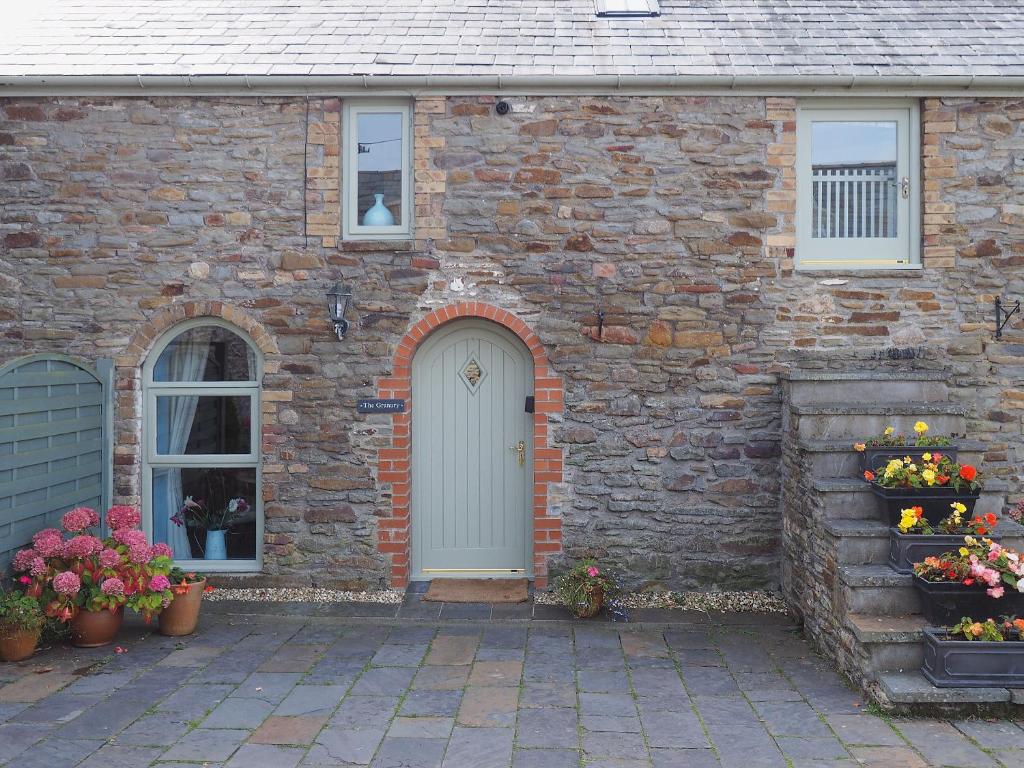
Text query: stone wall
1 93 1023 592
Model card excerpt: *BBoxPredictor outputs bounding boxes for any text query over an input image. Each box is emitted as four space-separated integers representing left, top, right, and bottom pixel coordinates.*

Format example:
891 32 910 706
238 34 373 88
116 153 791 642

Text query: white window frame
796 99 921 271
141 318 263 573
342 100 414 241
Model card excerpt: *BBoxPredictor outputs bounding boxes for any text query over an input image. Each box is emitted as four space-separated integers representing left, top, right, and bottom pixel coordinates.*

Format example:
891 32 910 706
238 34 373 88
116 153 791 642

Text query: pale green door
411 320 533 579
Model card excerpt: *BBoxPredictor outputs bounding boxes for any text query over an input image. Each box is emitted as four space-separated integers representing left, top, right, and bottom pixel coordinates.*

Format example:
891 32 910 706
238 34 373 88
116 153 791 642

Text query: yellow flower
959 547 970 556
964 535 977 546
853 443 866 452
951 502 967 515
914 421 928 435
922 469 936 485
884 426 894 436
903 456 912 465
922 452 932 462
898 509 918 533
887 459 903 472
908 464 918 473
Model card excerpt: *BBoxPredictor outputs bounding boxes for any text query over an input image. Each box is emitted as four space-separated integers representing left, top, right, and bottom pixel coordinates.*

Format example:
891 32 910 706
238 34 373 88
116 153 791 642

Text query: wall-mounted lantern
327 282 353 340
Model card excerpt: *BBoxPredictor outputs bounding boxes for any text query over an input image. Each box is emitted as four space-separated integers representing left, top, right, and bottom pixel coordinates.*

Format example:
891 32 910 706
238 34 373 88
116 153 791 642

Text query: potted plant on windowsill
865 436 981 526
854 422 959 475
172 496 250 561
158 568 213 637
912 538 1024 625
922 616 1024 688
889 503 1001 574
554 559 617 619
0 580 44 662
12 505 175 647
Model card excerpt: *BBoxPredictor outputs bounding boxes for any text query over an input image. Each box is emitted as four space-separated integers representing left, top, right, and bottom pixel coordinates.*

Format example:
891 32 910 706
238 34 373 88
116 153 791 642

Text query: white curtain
154 329 212 558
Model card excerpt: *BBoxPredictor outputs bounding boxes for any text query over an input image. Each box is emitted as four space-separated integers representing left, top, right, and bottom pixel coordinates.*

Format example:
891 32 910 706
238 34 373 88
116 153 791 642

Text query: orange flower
203 585 215 594
1014 618 1024 632
173 579 190 596
863 470 875 482
936 475 950 485
960 465 977 482
913 506 923 519
970 622 984 637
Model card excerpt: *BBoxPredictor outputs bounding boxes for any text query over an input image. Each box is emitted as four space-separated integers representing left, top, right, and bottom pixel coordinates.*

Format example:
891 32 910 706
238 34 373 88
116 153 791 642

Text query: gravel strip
536 589 787 614
206 588 404 604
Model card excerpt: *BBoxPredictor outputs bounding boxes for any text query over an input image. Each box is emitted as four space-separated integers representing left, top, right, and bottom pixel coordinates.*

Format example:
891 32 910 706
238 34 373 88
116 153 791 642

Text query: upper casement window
343 100 413 240
595 0 661 17
796 101 920 270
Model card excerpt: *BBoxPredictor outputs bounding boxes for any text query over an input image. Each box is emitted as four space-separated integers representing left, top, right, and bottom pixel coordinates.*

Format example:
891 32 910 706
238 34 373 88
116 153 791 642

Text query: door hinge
524 396 535 413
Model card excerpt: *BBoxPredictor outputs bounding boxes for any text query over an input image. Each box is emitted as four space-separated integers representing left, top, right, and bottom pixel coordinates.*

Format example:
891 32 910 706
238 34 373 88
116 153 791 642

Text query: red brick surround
376 302 564 588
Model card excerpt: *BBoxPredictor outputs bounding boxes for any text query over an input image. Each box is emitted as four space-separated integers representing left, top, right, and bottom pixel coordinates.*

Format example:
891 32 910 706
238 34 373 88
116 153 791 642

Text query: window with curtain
143 321 261 570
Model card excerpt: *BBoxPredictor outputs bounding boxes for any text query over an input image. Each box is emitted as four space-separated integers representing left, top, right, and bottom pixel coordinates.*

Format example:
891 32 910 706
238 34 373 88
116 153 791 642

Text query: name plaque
357 398 406 414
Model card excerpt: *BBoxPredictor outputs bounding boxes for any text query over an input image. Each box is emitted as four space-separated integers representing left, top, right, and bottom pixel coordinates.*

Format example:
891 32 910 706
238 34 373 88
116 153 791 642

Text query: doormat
423 578 529 603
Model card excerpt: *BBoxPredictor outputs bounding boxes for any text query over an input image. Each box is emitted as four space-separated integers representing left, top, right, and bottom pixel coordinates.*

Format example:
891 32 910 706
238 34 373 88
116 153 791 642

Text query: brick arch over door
377 302 564 588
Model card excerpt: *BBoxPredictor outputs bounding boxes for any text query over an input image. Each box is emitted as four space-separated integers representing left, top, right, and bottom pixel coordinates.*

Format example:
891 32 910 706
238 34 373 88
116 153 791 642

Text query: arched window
142 320 261 570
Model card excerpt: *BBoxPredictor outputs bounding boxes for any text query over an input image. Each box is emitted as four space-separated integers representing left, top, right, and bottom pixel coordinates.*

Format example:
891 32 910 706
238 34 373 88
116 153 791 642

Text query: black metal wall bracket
995 297 1020 339
596 308 605 341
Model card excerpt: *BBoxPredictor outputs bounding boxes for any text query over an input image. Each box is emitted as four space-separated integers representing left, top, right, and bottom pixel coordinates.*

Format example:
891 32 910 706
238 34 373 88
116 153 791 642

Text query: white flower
227 499 239 513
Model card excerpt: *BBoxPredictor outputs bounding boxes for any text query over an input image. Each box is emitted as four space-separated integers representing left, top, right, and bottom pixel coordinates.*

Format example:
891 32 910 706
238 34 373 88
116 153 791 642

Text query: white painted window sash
342 100 414 240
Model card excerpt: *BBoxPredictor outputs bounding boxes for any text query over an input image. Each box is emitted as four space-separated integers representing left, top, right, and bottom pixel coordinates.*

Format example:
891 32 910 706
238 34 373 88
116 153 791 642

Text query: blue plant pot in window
205 529 227 560
363 194 395 226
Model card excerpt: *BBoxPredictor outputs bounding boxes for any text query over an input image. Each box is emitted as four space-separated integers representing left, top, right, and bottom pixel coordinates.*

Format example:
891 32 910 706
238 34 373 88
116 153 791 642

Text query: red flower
936 475 950 485
960 465 977 482
203 585 215 594
977 527 987 535
965 578 975 586
985 513 997 526
863 471 875 482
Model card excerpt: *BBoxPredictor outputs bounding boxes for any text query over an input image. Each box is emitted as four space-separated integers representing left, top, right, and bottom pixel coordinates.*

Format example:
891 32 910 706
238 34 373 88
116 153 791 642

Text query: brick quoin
376 302 564 588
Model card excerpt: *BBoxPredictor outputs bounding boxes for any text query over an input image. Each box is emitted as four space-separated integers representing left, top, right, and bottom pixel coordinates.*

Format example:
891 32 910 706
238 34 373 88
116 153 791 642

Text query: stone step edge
811 477 1009 493
822 518 1024 540
794 438 987 454
847 612 925 644
838 564 912 589
781 370 951 383
790 402 970 416
877 671 1022 705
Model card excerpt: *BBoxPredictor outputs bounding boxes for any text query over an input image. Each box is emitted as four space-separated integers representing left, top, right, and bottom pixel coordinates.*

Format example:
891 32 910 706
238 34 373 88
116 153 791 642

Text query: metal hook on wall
995 297 1021 339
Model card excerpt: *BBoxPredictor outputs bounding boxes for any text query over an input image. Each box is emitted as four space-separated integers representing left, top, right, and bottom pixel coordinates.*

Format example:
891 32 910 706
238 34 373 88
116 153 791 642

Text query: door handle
900 176 910 199
509 440 525 466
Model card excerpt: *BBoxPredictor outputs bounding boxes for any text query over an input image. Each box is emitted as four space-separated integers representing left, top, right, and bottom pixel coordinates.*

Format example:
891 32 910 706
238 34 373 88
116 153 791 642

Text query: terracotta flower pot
0 628 41 662
570 586 604 619
70 607 124 648
158 578 206 637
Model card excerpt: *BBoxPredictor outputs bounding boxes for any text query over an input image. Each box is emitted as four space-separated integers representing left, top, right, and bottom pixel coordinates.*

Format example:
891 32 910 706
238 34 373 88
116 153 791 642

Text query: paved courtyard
1 605 1023 768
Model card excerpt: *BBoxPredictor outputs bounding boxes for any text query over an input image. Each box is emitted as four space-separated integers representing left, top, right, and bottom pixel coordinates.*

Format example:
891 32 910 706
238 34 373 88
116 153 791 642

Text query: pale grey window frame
342 100 414 241
595 0 661 17
141 318 263 573
796 99 921 271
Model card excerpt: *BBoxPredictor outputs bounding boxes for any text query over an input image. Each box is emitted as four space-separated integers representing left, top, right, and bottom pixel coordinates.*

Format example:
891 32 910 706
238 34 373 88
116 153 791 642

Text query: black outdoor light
327 282 353 340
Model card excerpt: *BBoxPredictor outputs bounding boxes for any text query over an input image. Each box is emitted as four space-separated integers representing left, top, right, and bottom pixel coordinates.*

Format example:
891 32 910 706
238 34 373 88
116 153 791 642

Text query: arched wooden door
411 319 533 579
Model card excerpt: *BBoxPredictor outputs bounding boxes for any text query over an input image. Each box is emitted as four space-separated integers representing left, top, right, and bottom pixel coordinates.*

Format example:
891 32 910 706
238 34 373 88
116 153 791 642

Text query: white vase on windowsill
362 194 395 226
204 529 227 560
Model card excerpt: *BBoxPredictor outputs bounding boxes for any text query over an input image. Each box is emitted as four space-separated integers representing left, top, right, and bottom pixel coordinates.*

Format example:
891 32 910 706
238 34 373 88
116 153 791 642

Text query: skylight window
595 0 660 17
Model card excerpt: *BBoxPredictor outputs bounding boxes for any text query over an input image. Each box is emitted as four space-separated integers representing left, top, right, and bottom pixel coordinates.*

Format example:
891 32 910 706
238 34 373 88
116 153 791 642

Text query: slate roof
1 0 1023 79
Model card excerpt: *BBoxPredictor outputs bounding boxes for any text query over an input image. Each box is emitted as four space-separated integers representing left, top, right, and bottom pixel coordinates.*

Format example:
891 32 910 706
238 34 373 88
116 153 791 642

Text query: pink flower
128 542 153 564
113 528 147 548
61 507 100 533
32 529 64 558
99 548 122 569
18 575 32 585
149 574 170 592
62 535 103 559
587 566 600 578
30 557 48 577
52 571 81 596
106 505 141 531
101 577 125 596
12 548 37 572
988 586 1005 599
151 543 173 559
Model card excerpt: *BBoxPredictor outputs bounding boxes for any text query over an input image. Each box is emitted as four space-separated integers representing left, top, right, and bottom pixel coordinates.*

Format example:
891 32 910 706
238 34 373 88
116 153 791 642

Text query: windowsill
339 237 415 251
794 265 923 277
172 560 260 573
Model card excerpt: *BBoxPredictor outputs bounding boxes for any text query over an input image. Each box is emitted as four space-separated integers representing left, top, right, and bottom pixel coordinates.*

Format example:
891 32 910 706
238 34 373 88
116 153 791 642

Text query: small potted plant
554 559 616 619
922 616 1024 687
865 442 981 526
854 422 959 474
912 538 1024 625
172 496 249 561
12 505 175 647
0 580 44 662
888 502 1000 574
158 568 213 637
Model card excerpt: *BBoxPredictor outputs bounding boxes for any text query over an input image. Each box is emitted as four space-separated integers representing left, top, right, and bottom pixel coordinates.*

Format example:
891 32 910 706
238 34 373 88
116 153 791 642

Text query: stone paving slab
0 610 1022 767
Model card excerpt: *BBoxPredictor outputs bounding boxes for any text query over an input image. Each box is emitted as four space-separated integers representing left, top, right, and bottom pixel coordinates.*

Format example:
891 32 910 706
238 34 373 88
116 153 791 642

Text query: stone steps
790 402 968 441
839 564 918 616
796 438 987 480
848 613 926 674
809 476 1006 521
784 370 950 406
877 671 1024 709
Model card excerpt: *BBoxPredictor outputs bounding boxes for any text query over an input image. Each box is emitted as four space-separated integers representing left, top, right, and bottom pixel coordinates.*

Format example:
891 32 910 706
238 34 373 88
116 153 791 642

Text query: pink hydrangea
100 577 125 596
61 507 100 533
32 528 65 558
151 543 173 559
98 548 121 569
106 505 141 531
149 574 171 592
988 586 1006 599
113 528 147 548
52 571 81 596
30 557 48 577
62 535 103 559
128 542 153 564
12 548 37 572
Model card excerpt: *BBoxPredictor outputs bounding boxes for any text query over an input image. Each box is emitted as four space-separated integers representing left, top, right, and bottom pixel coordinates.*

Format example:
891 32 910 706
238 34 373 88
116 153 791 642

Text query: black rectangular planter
888 530 1001 575
871 483 980 526
860 445 959 475
921 628 1024 688
913 575 1024 625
